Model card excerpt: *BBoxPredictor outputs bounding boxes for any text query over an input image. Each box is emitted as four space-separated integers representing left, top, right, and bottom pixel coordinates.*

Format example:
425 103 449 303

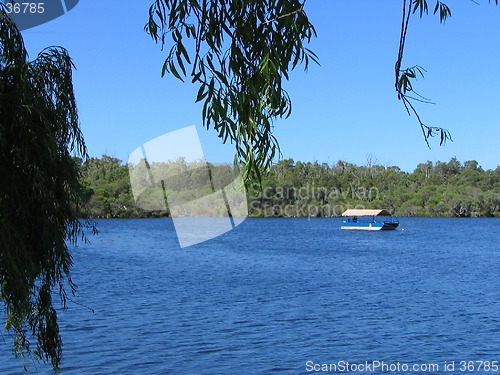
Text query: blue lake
1 218 499 374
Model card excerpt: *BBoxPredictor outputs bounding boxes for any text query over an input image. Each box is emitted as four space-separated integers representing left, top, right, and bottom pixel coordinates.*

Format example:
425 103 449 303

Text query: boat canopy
342 209 392 217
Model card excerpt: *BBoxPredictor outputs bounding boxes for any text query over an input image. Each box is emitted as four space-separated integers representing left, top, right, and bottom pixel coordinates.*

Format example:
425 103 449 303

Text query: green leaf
214 70 228 85
196 83 208 102
177 41 191 64
169 60 184 81
176 52 187 76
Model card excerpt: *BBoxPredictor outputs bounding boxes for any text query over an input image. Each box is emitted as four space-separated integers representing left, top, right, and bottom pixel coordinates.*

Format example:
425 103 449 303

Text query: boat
341 209 399 230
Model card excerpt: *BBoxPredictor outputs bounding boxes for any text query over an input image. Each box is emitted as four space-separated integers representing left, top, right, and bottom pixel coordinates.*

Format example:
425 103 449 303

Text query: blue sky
19 0 500 172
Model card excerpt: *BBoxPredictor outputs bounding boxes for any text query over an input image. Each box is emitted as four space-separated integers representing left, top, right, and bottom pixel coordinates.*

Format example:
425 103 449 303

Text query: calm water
1 218 499 374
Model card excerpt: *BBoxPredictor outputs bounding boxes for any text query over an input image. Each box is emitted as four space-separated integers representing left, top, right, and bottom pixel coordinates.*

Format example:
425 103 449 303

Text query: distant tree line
77 156 500 219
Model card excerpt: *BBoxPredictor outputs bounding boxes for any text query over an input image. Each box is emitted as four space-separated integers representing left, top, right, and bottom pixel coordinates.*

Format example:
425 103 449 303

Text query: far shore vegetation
78 156 499 219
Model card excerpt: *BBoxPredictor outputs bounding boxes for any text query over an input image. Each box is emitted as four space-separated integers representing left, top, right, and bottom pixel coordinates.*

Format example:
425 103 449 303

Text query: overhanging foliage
0 8 92 371
146 0 318 183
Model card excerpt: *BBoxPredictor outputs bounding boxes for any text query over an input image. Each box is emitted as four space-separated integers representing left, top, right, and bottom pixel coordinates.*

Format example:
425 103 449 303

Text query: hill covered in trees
77 156 500 219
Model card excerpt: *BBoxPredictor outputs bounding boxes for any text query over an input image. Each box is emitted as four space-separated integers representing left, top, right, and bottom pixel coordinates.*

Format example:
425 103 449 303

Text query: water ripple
1 218 499 374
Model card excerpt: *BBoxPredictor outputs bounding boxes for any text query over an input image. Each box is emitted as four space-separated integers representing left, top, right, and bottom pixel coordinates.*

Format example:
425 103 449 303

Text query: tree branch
262 1 306 25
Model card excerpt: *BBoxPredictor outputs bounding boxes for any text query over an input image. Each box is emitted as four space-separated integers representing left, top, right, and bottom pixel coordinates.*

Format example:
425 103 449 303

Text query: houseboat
341 209 399 230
